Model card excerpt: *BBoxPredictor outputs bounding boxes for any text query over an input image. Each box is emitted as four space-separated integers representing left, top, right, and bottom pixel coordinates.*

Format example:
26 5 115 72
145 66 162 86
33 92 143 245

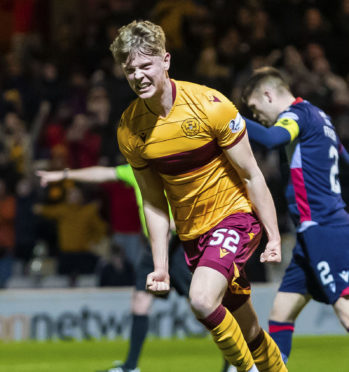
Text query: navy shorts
135 235 191 297
279 224 349 304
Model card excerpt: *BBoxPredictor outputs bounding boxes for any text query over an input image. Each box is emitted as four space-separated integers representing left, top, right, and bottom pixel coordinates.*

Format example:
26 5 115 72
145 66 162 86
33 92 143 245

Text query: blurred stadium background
0 0 349 371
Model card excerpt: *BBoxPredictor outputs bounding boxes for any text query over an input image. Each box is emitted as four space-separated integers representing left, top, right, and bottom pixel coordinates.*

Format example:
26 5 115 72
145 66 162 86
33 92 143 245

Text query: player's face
122 52 170 100
247 91 278 127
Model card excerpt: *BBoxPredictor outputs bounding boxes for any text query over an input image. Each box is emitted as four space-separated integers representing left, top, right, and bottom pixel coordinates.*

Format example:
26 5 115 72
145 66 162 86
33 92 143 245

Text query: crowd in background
0 0 349 288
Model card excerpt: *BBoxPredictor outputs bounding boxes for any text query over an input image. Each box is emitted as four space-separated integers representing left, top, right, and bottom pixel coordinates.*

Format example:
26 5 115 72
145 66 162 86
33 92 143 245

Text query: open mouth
137 83 151 92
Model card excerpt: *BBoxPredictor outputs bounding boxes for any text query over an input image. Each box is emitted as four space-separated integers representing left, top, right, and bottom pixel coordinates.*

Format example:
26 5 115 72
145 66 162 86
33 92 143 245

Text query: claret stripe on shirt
147 139 222 175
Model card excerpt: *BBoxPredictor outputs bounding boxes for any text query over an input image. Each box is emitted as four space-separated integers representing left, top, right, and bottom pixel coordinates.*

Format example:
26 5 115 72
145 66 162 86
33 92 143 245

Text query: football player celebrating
111 20 287 372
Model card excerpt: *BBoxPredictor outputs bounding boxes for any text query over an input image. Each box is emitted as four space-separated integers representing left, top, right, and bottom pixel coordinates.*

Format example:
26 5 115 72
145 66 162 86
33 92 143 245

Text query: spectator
151 0 202 51
311 55 349 110
299 7 332 51
33 185 107 285
14 177 39 265
66 113 101 168
280 45 318 99
39 61 65 111
3 111 31 176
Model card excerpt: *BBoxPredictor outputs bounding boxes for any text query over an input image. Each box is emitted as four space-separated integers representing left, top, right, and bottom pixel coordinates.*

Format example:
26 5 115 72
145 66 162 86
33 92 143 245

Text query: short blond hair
242 66 290 104
110 20 166 64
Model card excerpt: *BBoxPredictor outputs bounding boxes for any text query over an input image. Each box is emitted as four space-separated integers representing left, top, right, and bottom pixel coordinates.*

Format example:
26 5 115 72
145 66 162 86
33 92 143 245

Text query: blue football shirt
274 98 349 229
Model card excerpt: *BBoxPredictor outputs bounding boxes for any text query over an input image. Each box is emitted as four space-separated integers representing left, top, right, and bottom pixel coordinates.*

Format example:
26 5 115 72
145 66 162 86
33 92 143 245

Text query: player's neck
278 93 296 114
144 77 173 117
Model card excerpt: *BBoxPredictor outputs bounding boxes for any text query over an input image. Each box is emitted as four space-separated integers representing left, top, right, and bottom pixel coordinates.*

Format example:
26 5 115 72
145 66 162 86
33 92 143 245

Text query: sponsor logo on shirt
339 270 349 283
229 113 243 133
139 131 147 142
181 118 200 136
208 94 221 102
219 248 230 258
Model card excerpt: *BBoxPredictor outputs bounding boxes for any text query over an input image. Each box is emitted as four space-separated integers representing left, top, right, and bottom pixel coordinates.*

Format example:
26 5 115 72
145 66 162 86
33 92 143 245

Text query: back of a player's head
242 66 290 104
110 20 166 64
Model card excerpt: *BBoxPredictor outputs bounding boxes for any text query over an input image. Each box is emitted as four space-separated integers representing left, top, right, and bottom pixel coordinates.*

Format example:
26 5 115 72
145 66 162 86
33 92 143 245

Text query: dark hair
242 66 290 104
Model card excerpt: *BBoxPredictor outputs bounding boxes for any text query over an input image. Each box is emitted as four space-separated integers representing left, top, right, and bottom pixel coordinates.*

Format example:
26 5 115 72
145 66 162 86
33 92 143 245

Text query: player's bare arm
36 166 117 186
224 132 281 263
133 167 171 295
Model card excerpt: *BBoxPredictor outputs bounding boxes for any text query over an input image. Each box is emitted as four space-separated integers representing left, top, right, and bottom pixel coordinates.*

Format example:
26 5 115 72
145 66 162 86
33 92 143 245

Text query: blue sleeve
244 117 291 150
339 143 349 165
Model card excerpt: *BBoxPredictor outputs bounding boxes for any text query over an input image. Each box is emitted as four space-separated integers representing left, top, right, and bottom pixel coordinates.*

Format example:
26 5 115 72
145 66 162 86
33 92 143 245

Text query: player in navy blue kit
242 67 349 363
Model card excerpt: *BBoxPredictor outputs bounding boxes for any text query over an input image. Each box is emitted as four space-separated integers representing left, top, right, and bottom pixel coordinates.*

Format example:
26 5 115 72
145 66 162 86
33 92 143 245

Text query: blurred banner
0 284 345 341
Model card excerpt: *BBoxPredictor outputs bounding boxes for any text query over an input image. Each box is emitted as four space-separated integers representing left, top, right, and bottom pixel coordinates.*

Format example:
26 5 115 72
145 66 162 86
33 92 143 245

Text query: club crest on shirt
181 118 200 136
229 113 243 133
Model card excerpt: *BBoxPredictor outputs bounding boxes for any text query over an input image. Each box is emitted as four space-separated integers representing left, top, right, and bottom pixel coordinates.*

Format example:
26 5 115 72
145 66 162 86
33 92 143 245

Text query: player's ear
163 52 171 71
264 90 273 103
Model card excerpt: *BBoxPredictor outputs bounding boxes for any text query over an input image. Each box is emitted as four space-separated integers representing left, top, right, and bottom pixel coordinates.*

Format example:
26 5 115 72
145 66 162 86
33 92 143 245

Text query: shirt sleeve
203 89 246 148
115 164 138 189
245 117 291 149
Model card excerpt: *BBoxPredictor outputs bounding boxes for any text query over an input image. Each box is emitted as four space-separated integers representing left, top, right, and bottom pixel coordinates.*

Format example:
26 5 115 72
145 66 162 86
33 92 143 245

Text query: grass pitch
0 335 348 372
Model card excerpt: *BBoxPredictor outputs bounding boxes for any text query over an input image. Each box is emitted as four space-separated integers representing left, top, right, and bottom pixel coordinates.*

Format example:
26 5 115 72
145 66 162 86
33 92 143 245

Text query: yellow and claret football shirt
118 80 252 240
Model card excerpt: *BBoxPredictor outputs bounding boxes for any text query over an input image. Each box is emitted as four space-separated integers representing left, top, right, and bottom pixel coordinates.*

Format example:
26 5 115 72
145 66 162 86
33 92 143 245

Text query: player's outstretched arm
224 132 282 263
244 116 291 150
133 167 171 295
36 166 117 187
